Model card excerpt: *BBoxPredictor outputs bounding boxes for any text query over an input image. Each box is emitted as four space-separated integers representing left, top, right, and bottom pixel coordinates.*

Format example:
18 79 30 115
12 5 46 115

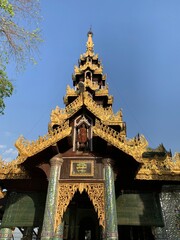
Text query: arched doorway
63 191 100 240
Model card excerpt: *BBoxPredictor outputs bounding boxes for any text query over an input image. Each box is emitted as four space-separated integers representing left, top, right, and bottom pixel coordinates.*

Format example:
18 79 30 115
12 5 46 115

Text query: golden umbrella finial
86 28 94 54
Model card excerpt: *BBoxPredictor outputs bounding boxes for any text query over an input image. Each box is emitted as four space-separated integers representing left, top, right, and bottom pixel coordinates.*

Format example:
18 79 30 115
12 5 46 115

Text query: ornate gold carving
0 157 30 179
85 79 102 91
73 32 104 75
65 81 109 98
95 88 109 97
93 120 148 162
102 74 106 81
86 31 94 55
50 106 68 126
66 85 77 96
136 155 180 180
84 79 109 96
55 182 105 231
56 91 123 127
80 53 99 61
84 92 123 125
74 61 103 75
0 122 71 179
15 121 71 158
50 95 83 127
107 95 114 105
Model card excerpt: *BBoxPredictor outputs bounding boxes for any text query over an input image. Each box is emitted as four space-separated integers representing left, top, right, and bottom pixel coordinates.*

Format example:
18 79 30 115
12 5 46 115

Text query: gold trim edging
93 120 148 162
55 182 105 231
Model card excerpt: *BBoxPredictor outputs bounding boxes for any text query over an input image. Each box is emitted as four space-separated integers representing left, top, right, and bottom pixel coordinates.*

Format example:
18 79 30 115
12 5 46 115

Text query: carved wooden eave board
0 121 72 180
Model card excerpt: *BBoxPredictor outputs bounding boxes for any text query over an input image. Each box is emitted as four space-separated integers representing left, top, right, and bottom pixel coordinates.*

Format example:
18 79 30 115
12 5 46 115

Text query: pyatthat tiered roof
0 31 179 183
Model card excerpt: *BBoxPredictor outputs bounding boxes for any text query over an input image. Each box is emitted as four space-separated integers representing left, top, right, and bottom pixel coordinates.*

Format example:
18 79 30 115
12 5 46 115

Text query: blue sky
0 0 180 161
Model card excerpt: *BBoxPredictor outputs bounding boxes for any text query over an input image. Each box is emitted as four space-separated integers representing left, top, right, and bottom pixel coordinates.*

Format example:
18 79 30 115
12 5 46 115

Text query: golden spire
86 30 94 55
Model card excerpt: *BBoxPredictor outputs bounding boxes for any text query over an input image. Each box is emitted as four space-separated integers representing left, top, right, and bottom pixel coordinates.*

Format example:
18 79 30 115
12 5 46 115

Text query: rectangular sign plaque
70 160 94 177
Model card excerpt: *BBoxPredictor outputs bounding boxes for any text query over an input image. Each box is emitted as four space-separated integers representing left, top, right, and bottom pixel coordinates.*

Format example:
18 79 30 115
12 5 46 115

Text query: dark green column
0 228 13 240
103 158 118 240
41 154 63 240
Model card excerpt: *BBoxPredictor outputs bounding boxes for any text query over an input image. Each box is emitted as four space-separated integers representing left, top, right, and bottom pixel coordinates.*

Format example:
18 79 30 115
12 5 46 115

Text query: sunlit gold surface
55 182 105 232
0 122 71 179
93 120 147 162
136 155 180 180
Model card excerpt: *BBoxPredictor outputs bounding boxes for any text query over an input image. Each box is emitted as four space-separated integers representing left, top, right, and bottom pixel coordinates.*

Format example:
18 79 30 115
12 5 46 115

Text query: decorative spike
86 30 94 54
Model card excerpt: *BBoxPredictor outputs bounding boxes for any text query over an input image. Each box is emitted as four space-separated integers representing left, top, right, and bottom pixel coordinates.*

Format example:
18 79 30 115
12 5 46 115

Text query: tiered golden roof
0 31 179 181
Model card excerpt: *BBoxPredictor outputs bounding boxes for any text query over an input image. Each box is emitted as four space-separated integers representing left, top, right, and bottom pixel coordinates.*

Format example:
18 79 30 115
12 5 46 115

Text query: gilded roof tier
0 31 180 182
50 91 123 129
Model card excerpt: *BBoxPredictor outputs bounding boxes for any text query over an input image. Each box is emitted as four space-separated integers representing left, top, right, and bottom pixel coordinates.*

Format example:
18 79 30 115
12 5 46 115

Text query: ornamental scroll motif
55 183 105 232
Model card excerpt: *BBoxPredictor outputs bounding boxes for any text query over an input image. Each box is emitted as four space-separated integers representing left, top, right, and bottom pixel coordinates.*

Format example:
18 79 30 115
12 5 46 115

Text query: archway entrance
63 191 100 240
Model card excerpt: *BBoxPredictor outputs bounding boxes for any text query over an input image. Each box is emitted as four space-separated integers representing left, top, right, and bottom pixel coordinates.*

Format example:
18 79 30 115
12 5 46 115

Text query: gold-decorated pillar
41 154 63 240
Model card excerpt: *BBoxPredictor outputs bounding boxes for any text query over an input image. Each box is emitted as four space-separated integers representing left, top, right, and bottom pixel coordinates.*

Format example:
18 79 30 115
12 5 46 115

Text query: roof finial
86 27 94 55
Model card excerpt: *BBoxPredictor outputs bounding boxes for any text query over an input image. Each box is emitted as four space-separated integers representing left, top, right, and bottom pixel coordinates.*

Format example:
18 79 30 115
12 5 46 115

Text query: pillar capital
50 154 63 166
102 158 114 167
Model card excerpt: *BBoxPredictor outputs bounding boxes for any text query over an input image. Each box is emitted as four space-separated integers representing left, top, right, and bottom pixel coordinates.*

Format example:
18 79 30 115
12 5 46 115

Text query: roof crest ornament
86 30 94 56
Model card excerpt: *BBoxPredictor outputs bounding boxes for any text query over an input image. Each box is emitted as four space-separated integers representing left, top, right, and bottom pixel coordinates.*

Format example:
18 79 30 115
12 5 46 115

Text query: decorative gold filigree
57 91 121 126
0 158 30 180
95 88 109 97
66 85 77 96
80 54 99 61
84 79 109 96
74 61 103 75
73 31 104 76
93 120 148 162
136 155 180 180
15 121 72 158
55 182 105 231
85 79 102 91
107 95 114 105
84 92 124 125
86 31 94 55
50 95 83 127
66 79 109 97
0 122 72 179
50 106 68 126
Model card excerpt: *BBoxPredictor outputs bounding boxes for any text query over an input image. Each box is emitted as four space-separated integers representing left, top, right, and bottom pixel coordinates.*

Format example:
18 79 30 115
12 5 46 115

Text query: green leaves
0 68 13 114
0 0 41 114
0 0 14 16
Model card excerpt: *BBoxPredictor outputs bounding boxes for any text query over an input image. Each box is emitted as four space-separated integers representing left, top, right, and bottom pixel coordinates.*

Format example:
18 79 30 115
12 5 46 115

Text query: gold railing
93 120 148 162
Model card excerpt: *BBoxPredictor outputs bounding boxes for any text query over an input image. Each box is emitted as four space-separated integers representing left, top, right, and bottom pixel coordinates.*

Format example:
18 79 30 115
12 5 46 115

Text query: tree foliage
0 0 41 114
0 69 13 114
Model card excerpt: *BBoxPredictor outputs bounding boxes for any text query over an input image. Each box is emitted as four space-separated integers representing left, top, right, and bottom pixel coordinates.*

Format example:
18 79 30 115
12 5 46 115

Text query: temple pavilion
0 31 179 240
